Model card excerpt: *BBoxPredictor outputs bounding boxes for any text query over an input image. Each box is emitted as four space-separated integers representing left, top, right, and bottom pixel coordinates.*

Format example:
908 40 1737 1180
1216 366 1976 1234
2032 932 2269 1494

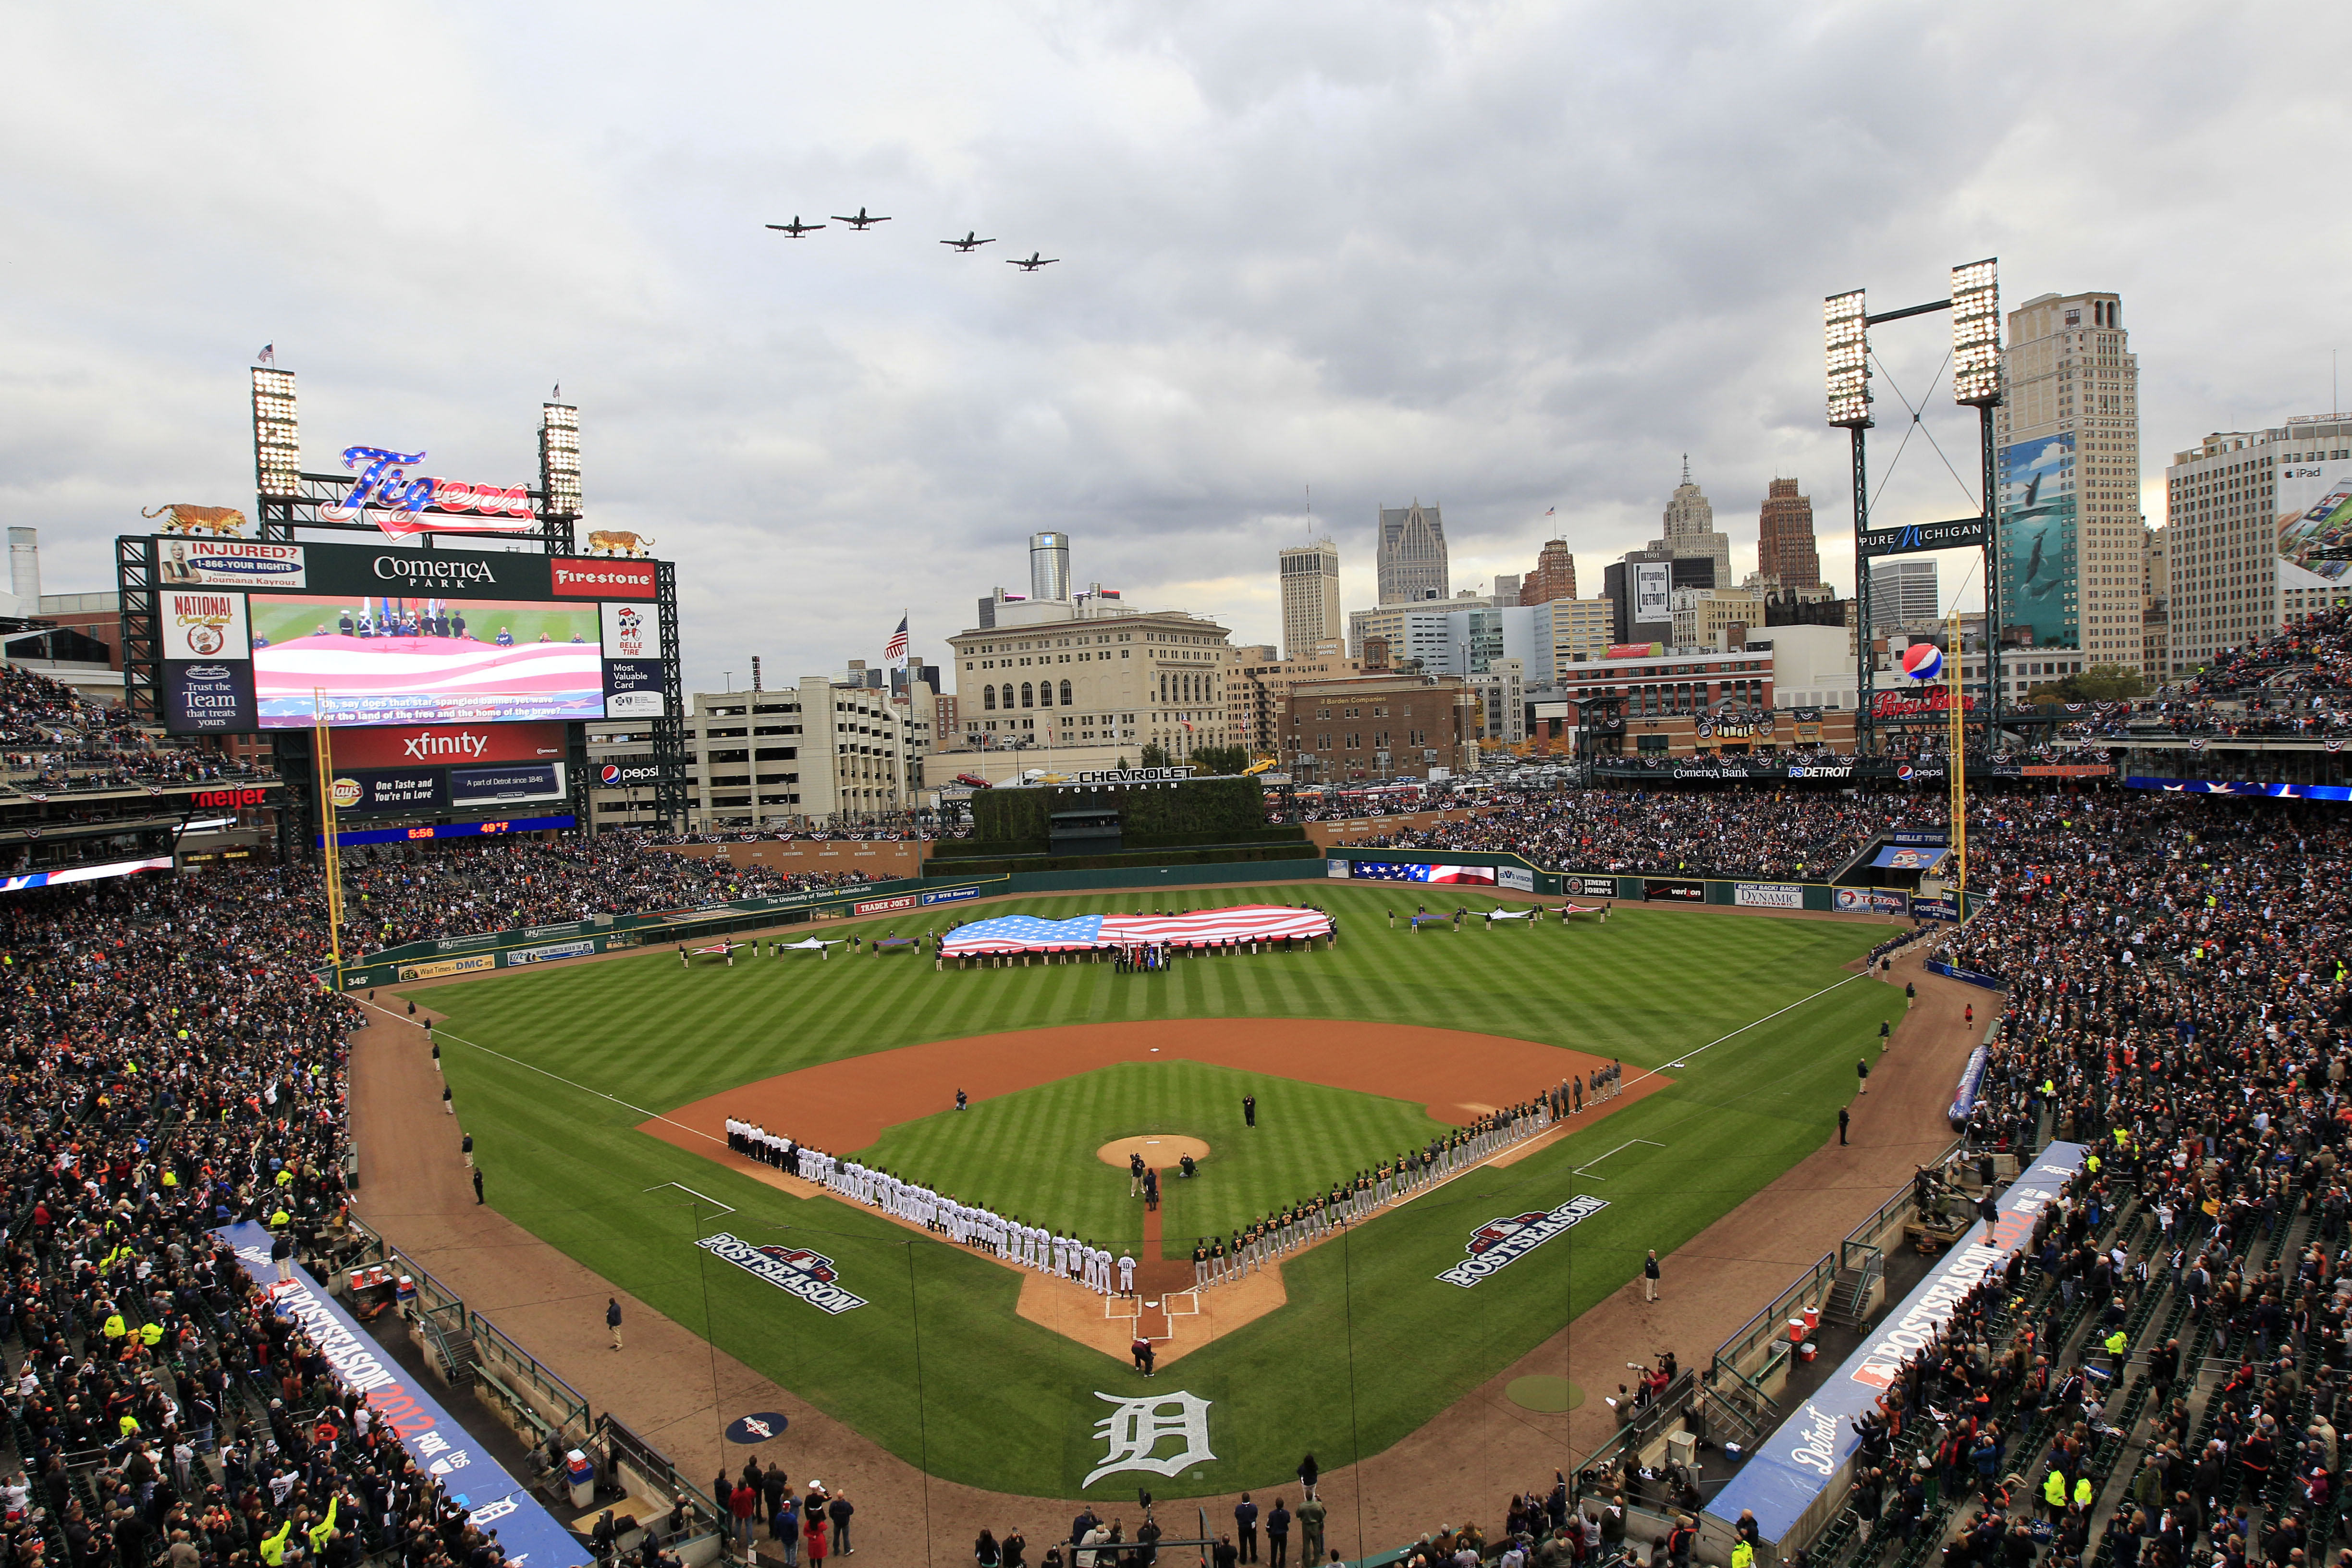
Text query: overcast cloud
3 1 2347 688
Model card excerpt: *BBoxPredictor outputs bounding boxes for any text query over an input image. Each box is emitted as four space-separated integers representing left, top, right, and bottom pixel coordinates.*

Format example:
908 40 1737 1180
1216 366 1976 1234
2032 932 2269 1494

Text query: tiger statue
143 504 249 537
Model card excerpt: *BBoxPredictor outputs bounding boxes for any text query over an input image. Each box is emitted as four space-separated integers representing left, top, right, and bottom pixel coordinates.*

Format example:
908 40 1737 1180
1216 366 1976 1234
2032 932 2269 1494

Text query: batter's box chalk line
1160 1290 1201 1318
641 1181 738 1215
1571 1139 1666 1181
1103 1295 1142 1322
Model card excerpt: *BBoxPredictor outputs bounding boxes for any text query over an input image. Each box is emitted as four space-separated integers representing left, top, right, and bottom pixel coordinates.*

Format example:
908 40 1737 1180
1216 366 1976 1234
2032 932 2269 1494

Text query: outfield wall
336 849 1969 990
335 857 1332 988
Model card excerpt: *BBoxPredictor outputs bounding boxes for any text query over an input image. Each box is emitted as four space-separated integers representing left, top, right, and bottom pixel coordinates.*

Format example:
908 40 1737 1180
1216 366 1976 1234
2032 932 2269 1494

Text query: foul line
1572 1138 1666 1181
641 1181 737 1215
354 997 721 1148
1621 970 1874 1092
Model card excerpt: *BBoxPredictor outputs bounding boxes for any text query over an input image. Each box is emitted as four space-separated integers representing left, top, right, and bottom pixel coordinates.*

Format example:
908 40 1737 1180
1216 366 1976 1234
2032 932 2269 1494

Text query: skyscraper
1868 559 1941 628
2162 415 2352 673
1995 291 2139 664
1278 539 1343 661
1029 531 1071 602
1756 478 1822 588
1376 501 1449 603
1518 538 1579 605
1655 458 1733 589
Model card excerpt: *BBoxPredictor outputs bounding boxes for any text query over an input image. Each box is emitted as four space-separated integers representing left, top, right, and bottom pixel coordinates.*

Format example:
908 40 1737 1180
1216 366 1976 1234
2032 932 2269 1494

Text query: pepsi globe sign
1899 643 1943 682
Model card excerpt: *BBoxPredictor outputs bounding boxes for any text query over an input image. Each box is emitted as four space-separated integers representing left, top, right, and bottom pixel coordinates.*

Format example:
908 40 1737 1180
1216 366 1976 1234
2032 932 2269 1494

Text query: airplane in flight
941 232 996 251
832 208 890 230
1006 252 1059 271
764 217 825 237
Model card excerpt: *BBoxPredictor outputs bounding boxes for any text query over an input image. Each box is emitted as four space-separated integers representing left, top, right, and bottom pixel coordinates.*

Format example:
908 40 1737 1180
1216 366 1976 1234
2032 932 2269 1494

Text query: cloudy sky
5 1 2348 690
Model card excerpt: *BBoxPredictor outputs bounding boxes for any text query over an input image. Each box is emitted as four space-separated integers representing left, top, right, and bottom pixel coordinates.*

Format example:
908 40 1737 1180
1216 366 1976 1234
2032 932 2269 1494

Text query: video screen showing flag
248 595 605 728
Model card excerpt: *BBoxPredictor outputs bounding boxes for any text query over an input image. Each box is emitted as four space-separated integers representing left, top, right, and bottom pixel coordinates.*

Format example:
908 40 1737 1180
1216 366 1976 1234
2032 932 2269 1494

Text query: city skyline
3 7 2348 687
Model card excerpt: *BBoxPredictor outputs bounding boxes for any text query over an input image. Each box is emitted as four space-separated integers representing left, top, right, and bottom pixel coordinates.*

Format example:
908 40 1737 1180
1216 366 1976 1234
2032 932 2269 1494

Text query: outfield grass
416 884 1903 1499
863 1059 1449 1250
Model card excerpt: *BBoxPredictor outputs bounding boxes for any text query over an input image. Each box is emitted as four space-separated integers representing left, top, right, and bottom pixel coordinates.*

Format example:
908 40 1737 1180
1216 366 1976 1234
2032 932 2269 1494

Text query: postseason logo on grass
698 1233 868 1315
1437 1195 1609 1288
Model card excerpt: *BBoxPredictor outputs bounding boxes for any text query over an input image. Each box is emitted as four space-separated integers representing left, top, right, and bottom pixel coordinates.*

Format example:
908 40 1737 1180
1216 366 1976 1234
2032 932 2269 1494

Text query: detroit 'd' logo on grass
1437 1195 1609 1288
698 1233 868 1314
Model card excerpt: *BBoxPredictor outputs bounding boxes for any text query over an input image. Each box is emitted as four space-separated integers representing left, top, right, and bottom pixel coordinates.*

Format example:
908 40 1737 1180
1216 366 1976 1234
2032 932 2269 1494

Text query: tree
1139 743 1171 768
2066 664 2147 701
1185 744 1250 776
1115 755 1130 771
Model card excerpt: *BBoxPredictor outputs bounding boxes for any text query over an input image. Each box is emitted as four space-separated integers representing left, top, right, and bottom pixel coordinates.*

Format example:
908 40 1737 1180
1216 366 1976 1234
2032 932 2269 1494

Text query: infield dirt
355 921 1972 1565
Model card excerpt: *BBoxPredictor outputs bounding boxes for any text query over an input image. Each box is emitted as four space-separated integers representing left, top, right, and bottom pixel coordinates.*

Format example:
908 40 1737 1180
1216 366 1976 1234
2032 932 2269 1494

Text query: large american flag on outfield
941 904 1332 956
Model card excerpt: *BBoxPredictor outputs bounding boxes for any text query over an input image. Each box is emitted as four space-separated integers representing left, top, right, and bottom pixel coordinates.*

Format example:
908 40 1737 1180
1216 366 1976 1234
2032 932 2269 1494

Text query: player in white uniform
1117 1251 1137 1295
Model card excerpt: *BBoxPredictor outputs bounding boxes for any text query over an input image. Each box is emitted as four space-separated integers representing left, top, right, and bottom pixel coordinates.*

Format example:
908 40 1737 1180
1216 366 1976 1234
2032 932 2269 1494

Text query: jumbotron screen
152 537 666 733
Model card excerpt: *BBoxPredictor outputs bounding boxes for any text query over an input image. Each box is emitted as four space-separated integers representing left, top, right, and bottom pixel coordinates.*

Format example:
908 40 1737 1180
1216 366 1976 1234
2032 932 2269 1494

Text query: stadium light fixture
1824 290 1870 428
1950 258 2001 406
539 401 582 516
251 367 300 498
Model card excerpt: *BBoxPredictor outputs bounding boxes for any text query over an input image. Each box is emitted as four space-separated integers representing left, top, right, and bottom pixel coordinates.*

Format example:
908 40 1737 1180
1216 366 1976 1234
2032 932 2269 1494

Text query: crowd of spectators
1340 791 1917 881
0 861 548 1568
14 768 2352 1568
0 668 262 791
1677 791 2352 1568
318 836 877 953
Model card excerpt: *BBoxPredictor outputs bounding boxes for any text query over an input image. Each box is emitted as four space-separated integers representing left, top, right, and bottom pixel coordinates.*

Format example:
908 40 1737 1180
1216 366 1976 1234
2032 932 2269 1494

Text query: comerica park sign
1859 516 1992 558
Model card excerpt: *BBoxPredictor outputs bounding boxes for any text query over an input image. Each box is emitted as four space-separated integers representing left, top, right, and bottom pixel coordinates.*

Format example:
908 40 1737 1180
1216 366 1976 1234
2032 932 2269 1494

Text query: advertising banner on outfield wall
1496 866 1535 892
1705 1144 2088 1548
396 954 497 981
1578 878 1618 898
1734 883 1803 909
1833 889 1909 915
215 1223 587 1568
1643 879 1703 902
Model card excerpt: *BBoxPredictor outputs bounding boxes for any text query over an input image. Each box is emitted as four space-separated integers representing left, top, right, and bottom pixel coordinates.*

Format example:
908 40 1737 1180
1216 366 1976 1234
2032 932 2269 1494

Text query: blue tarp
216 1223 586 1568
1704 1142 2089 1546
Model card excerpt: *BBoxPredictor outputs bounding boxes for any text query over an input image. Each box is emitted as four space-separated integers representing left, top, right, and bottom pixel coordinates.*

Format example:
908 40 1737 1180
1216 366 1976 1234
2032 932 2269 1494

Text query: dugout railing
324 1215 725 1556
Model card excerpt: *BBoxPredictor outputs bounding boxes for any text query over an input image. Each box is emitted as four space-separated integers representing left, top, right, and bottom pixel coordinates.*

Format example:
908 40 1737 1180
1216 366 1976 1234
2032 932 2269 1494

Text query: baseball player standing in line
1118 1250 1137 1295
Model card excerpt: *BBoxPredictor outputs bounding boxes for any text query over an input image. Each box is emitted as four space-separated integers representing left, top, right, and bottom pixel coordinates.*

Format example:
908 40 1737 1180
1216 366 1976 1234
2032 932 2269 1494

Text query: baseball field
413 883 1902 1500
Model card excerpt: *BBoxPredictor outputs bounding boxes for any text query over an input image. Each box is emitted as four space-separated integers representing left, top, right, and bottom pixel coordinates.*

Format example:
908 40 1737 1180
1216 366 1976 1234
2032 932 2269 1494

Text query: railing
469 1310 593 1446
1575 1369 1702 1491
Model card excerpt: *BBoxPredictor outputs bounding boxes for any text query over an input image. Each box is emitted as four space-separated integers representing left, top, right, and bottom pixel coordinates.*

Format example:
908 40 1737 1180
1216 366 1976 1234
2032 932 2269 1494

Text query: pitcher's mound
1098 1134 1211 1168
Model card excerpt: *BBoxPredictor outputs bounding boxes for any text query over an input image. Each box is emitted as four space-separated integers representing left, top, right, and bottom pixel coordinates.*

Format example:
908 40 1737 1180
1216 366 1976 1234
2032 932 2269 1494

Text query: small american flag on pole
256 343 276 365
884 614 908 661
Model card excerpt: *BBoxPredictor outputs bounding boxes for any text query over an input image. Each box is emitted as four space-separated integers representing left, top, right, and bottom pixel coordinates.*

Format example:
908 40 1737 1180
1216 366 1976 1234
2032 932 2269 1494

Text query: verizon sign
332 721 567 769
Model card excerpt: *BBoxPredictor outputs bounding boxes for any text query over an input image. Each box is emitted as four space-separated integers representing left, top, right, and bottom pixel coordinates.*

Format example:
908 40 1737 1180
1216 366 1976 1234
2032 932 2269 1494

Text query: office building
1603 551 1717 645
1375 501 1449 604
947 603 1233 761
1995 291 2140 666
1518 538 1579 606
1283 671 1481 782
1551 599 1615 667
1278 539 1344 660
2163 416 2352 672
1347 601 1453 668
2142 525 2170 675
1868 559 1941 629
1671 587 1765 653
1226 642 1360 756
1654 459 1733 589
1346 601 1559 685
1757 478 1822 589
1469 658 1527 744
1491 574 1521 606
596 680 907 832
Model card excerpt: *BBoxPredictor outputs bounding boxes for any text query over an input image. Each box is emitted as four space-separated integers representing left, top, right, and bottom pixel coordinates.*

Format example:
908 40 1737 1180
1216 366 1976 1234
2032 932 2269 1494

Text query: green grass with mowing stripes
416 884 1903 1500
862 1059 1447 1250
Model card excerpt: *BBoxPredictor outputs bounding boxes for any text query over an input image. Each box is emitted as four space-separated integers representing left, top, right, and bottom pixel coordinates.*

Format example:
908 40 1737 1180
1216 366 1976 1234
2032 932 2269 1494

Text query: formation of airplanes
766 211 1059 269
